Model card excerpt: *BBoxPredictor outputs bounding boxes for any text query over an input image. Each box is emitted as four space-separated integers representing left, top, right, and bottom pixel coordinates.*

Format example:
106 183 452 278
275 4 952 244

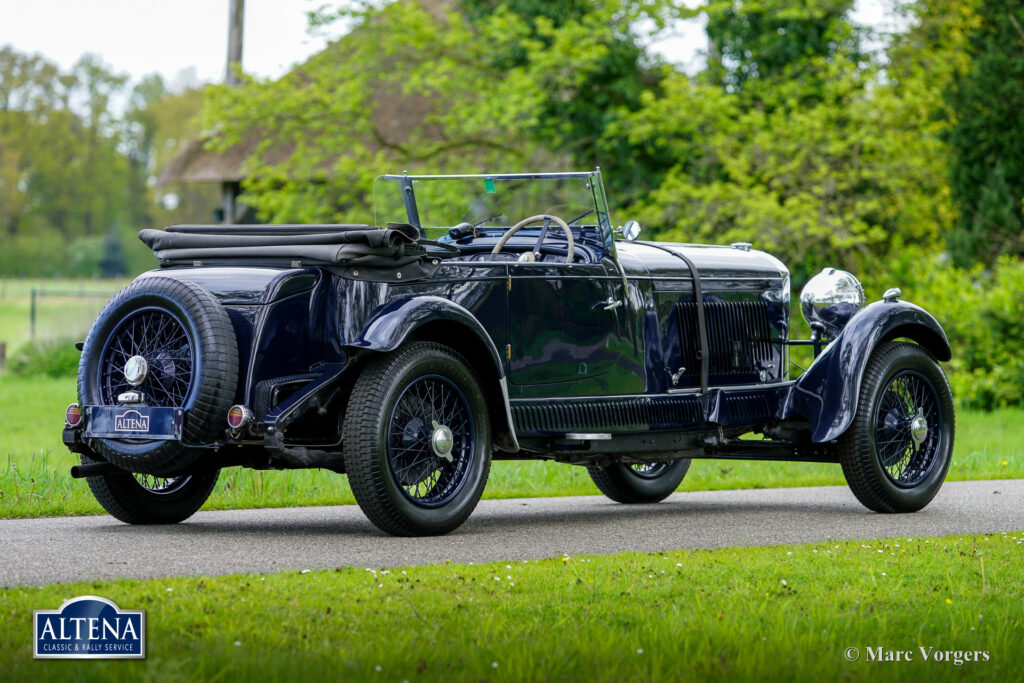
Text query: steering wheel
490 214 575 264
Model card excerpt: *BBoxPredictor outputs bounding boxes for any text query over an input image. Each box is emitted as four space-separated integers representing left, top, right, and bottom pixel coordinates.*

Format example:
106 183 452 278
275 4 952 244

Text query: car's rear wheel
587 459 691 504
79 452 219 524
837 342 955 512
78 276 239 476
343 342 491 536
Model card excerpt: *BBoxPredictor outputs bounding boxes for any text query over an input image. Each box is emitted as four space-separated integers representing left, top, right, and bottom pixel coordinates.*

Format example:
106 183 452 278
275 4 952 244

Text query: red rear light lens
65 403 82 427
227 405 250 429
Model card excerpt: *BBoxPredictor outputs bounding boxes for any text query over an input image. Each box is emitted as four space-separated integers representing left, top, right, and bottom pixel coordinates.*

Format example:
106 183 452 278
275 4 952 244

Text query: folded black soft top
139 223 454 282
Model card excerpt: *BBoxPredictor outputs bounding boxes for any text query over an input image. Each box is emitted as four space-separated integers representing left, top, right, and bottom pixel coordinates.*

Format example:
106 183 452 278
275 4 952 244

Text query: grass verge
1 532 1021 680
0 278 123 352
2 374 1024 518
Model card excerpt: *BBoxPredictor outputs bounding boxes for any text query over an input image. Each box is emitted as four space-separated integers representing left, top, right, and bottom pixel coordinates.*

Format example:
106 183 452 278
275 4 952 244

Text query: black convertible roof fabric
138 223 454 281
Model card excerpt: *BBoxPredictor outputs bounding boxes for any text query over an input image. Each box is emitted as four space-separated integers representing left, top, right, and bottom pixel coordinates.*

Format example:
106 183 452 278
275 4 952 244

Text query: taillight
227 405 252 430
65 403 83 427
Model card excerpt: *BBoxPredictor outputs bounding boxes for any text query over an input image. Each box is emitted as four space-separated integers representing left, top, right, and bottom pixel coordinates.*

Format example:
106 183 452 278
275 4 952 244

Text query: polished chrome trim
667 380 797 394
498 377 520 452
564 433 612 440
883 287 902 302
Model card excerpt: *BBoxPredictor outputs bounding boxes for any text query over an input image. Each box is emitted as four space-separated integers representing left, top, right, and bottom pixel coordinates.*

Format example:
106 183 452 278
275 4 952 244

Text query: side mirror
618 220 641 241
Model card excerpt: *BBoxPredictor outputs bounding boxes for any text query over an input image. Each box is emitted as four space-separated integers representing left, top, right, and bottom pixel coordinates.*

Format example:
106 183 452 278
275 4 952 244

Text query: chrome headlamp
800 267 865 338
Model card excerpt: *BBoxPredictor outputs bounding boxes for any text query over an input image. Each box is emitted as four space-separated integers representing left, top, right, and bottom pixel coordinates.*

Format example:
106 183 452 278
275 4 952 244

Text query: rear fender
345 296 518 451
347 296 504 372
787 301 951 443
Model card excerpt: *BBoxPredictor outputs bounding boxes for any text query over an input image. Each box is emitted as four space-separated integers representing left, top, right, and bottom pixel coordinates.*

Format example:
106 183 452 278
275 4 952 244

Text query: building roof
156 0 454 187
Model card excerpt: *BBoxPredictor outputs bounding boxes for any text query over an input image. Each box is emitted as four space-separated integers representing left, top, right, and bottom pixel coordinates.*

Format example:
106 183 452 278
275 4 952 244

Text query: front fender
787 300 951 443
346 295 505 378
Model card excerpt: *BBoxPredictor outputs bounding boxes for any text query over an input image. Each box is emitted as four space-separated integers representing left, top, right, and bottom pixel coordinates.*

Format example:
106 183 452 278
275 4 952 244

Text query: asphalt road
2 479 1022 587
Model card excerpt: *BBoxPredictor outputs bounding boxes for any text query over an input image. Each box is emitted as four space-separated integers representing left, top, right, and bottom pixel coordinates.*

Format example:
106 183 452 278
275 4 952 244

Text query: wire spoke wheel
343 342 491 536
78 276 238 515
131 473 192 495
873 369 941 487
629 462 669 479
98 307 194 407
837 342 954 514
386 374 474 508
588 459 691 504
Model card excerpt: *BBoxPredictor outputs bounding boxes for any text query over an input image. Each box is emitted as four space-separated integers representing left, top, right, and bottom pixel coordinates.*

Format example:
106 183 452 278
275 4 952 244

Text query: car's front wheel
587 459 691 504
837 342 955 512
343 342 491 536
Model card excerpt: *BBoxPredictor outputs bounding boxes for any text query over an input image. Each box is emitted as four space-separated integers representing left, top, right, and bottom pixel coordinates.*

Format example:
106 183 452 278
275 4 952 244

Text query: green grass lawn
0 278 123 352
1 531 1021 681
1 374 1022 519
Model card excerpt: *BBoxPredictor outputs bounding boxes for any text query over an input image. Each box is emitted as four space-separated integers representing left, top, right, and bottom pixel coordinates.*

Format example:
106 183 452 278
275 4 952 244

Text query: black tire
837 342 955 513
343 342 491 536
78 276 239 476
587 459 691 504
79 452 219 524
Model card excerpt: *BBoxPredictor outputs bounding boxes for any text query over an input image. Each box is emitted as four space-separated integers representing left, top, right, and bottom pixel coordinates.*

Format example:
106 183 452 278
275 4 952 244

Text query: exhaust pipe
70 462 121 479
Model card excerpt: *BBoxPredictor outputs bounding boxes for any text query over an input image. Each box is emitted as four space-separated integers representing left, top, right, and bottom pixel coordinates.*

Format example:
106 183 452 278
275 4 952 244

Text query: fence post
30 288 37 341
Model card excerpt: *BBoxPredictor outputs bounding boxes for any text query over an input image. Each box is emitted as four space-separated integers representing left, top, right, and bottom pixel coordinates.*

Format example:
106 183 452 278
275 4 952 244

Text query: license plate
84 406 183 440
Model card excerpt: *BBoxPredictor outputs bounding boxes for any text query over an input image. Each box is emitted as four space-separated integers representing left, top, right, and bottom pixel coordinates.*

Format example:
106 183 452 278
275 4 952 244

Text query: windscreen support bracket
400 172 421 231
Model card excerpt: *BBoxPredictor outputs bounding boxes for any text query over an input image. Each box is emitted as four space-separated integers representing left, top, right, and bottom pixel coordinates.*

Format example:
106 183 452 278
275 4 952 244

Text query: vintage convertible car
63 171 955 536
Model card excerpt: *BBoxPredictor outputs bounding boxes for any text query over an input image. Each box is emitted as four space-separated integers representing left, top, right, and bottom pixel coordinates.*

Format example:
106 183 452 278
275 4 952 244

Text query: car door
506 259 627 391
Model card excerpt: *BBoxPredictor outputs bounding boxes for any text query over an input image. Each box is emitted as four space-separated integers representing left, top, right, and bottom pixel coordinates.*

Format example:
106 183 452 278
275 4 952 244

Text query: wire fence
0 281 122 371
25 286 116 344
27 289 115 343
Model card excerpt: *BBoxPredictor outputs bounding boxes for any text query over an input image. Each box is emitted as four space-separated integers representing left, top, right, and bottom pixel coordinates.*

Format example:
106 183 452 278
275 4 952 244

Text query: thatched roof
156 0 454 187
157 136 252 184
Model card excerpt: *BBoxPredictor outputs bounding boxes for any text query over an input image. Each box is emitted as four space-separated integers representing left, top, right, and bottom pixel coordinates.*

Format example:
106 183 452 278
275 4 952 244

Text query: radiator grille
676 300 773 382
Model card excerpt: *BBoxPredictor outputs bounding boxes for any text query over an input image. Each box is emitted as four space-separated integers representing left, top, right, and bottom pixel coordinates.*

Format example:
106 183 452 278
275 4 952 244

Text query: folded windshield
373 172 612 244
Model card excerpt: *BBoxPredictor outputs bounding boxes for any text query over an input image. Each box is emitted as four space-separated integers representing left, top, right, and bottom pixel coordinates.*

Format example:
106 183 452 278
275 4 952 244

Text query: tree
206 0 683 223
946 0 1024 266
458 0 676 203
615 1 950 282
0 46 208 276
704 0 863 99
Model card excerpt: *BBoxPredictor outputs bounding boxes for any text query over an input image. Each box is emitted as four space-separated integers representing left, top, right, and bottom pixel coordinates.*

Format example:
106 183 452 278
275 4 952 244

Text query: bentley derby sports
62 171 955 535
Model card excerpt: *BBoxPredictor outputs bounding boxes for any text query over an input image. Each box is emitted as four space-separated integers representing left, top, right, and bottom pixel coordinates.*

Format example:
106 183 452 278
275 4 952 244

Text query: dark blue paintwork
349 295 505 377
116 225 950 454
786 300 952 443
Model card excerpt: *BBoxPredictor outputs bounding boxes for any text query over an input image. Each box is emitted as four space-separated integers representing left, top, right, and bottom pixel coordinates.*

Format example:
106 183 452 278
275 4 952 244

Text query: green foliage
98 228 128 277
206 0 685 222
946 0 1024 266
704 0 862 93
0 46 217 277
7 340 80 378
903 256 1024 409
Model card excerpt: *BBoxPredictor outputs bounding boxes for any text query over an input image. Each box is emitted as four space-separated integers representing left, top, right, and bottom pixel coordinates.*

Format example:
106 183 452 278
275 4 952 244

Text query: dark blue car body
123 194 948 464
62 171 954 533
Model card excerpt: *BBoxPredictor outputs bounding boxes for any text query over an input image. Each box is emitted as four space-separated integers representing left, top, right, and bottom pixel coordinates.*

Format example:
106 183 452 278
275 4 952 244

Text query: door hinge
506 344 511 360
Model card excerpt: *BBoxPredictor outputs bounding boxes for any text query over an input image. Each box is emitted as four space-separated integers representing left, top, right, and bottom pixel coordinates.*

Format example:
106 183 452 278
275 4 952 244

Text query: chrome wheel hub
910 410 929 447
430 420 454 462
123 355 149 386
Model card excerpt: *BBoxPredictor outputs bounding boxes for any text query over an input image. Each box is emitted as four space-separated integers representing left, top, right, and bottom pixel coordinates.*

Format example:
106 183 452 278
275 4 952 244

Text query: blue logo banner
34 596 146 659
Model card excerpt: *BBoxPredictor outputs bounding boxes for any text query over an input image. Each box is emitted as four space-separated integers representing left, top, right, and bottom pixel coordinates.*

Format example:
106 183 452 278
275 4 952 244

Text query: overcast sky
1 0 899 88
